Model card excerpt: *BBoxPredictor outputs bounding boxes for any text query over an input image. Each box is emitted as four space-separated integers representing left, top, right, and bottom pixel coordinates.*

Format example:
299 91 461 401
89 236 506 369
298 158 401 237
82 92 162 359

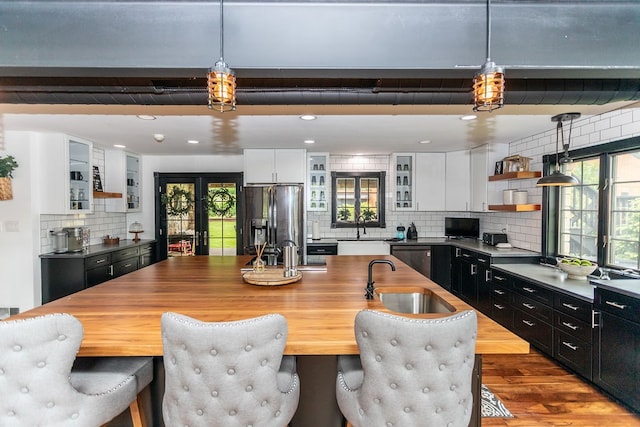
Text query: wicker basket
0 177 13 200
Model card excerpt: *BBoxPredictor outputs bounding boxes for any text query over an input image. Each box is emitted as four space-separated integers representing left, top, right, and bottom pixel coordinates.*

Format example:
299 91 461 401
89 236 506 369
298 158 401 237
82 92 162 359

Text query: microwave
482 232 508 246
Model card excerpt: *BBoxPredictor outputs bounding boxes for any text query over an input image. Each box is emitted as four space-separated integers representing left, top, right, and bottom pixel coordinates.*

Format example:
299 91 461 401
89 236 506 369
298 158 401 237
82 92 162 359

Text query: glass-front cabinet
39 134 93 214
391 153 415 211
307 153 329 211
105 150 141 212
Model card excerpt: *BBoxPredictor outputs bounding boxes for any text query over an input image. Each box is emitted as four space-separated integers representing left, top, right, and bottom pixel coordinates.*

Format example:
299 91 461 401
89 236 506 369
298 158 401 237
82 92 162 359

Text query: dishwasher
390 245 431 278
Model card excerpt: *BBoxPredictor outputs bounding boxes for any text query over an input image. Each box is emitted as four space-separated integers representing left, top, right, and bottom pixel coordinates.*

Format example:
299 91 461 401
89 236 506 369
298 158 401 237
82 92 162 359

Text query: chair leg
129 395 146 427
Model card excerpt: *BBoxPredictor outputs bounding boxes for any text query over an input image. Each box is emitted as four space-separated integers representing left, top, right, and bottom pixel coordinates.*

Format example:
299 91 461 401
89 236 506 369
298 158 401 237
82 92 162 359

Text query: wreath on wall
207 187 236 217
161 186 194 216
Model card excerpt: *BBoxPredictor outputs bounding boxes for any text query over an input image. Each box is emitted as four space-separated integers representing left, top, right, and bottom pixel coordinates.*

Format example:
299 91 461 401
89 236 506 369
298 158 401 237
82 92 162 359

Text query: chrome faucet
366 259 396 300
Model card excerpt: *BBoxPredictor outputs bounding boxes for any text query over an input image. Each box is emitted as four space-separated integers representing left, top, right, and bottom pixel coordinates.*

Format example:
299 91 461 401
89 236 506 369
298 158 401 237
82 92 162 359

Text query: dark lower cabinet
430 245 451 290
594 288 640 412
41 241 156 303
513 309 553 355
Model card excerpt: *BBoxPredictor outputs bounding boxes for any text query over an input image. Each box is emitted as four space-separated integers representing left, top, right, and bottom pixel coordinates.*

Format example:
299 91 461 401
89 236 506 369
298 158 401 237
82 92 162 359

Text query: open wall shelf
489 171 542 181
488 204 541 212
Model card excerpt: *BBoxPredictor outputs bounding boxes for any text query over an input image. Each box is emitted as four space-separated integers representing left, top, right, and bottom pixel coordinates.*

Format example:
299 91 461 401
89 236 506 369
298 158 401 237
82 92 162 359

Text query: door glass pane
608 151 640 269
165 183 195 257
207 183 237 256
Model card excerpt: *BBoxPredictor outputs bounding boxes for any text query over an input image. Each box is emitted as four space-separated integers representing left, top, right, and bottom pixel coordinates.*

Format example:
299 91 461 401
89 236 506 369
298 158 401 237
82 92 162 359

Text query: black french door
155 173 243 259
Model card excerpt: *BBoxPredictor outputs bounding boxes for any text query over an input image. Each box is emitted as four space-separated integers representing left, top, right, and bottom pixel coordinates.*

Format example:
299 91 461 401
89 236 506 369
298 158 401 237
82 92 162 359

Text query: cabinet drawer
595 288 640 323
491 270 512 288
554 311 592 343
86 253 111 269
513 293 553 323
513 279 553 306
491 301 514 329
139 244 154 255
459 249 478 261
112 257 138 278
514 310 553 354
307 244 338 255
112 247 140 263
555 293 593 323
555 330 592 380
492 283 512 304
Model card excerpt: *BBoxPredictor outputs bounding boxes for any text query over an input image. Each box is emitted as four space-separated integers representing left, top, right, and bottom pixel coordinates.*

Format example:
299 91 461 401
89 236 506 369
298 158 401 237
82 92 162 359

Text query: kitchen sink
375 287 455 314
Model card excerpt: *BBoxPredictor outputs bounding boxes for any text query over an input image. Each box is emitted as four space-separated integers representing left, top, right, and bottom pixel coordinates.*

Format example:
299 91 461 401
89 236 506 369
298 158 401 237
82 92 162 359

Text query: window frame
331 171 386 229
542 135 640 270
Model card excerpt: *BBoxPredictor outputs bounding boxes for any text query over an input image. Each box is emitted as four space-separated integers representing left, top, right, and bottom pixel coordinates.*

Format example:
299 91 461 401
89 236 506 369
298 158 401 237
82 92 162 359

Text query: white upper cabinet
390 153 416 211
244 149 306 185
104 150 141 213
415 153 445 211
445 150 470 211
470 144 509 212
39 134 94 214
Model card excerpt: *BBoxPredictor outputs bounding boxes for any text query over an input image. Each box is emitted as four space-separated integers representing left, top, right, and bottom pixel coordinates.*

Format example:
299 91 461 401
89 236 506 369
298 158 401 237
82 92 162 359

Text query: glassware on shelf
319 176 324 185
311 176 317 185
397 176 401 185
403 176 409 185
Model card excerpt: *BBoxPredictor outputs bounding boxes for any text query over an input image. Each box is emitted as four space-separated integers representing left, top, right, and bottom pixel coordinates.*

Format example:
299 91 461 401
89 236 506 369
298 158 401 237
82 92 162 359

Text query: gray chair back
336 309 477 427
0 313 139 426
161 312 300 427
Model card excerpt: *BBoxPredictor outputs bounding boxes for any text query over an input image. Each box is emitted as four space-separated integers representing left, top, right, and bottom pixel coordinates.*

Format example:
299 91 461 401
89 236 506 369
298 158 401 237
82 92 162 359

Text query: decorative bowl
556 259 598 279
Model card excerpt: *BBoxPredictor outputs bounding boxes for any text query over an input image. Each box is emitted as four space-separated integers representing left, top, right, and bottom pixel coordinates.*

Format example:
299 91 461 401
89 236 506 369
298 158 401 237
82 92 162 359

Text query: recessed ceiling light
304 139 315 144
419 140 432 144
187 140 199 144
153 134 165 143
137 115 156 120
460 115 477 121
299 115 317 121
113 144 126 148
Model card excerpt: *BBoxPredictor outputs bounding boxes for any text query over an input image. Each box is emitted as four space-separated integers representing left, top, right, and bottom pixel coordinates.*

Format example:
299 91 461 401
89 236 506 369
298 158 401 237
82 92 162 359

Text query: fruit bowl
557 258 598 279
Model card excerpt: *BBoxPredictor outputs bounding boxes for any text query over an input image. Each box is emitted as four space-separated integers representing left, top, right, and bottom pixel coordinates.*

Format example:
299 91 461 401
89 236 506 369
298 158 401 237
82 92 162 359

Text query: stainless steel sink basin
375 287 455 314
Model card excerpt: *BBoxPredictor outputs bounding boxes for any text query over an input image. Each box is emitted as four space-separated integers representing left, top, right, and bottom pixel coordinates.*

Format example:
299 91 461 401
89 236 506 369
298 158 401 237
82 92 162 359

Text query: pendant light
537 112 581 187
473 0 505 112
207 0 236 112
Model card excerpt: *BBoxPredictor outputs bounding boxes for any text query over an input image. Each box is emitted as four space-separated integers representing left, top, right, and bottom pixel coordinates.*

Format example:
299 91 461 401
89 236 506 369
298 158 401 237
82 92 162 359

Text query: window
331 171 386 228
545 136 640 271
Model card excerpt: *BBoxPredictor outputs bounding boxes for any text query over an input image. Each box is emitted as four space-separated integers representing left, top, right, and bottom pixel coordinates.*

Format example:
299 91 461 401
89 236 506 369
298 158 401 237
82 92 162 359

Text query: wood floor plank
481 349 640 426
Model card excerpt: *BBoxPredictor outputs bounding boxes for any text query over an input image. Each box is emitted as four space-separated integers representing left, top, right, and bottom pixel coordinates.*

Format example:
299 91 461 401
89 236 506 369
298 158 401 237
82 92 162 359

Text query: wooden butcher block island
15 255 528 356
12 255 528 426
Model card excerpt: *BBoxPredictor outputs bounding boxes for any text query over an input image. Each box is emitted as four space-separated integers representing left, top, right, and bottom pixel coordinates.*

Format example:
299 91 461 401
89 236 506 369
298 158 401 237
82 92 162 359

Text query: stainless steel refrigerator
243 184 305 265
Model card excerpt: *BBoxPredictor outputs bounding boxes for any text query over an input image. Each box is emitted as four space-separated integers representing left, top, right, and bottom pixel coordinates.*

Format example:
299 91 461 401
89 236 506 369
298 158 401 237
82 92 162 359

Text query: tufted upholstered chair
0 313 153 427
336 309 477 427
161 311 300 427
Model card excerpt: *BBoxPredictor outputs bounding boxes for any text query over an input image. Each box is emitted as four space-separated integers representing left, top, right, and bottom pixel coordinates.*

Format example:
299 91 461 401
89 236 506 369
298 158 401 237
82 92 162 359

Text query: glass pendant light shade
208 60 236 112
473 60 504 112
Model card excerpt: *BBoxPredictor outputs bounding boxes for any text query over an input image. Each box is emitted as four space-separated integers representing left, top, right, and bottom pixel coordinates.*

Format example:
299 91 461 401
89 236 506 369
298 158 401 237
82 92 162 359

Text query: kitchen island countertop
10 255 528 357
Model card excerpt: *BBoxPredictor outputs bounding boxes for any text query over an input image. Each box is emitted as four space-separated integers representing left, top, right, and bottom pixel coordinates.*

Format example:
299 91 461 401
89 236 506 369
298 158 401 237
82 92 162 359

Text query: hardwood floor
482 349 640 426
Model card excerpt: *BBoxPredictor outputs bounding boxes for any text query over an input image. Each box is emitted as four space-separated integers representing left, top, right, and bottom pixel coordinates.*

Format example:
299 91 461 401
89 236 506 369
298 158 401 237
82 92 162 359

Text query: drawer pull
462 253 471 258
561 321 578 330
562 303 579 311
522 320 536 327
522 287 536 293
494 275 506 282
493 289 505 295
493 304 505 310
562 341 578 351
478 257 488 264
124 263 132 268
96 259 106 264
605 300 627 310
522 302 536 310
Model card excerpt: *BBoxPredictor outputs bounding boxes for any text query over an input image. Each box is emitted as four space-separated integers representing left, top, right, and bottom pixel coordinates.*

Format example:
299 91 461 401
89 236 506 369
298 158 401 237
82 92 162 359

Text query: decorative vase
0 177 13 200
252 257 265 272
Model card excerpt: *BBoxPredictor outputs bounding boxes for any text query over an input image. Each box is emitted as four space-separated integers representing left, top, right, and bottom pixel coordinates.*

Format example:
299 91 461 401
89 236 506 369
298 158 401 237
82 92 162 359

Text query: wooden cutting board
242 269 303 286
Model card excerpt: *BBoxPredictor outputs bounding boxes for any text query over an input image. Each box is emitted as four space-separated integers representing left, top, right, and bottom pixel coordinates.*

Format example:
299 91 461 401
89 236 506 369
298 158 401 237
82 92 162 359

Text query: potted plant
0 155 18 200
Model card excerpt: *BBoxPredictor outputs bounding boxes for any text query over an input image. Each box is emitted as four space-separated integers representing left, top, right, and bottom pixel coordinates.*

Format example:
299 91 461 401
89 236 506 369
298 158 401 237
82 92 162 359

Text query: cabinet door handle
204 231 208 247
493 289 505 295
522 320 536 327
561 321 578 330
522 287 536 294
562 303 579 311
485 270 491 282
522 302 536 310
605 300 627 310
562 341 578 351
108 265 114 276
493 304 505 310
455 248 461 257
471 264 477 275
